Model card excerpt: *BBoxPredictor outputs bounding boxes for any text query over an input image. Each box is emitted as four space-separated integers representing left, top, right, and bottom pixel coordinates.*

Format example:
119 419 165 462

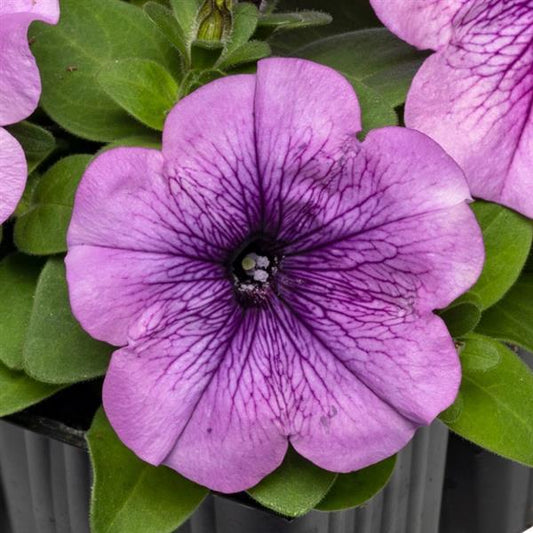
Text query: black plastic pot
440 350 533 533
0 406 450 533
0 420 90 533
441 435 533 533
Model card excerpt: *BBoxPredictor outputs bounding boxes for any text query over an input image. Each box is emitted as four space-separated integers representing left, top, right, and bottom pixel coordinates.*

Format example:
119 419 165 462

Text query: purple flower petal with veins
0 0 59 223
66 58 484 493
370 0 533 218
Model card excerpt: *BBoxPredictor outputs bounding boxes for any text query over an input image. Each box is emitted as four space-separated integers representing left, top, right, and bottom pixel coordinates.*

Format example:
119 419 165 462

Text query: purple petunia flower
370 0 533 218
0 0 59 223
66 58 484 493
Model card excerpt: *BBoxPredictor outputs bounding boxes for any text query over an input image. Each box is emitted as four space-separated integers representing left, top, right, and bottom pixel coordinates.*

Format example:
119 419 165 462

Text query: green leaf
190 39 224 69
247 447 337 517
97 134 162 156
0 361 63 417
6 121 55 173
98 59 179 131
276 0 379 34
179 68 225 97
476 274 533 352
130 0 167 6
440 334 533 466
269 1 380 60
316 455 396 511
170 0 202 33
0 255 43 370
13 171 40 218
298 29 427 110
296 29 426 132
258 10 332 32
216 3 270 70
144 2 188 60
220 3 259 60
350 80 399 132
469 201 533 310
525 251 533 273
30 0 180 141
170 0 202 57
23 257 112 384
14 155 92 255
219 40 271 69
439 292 482 339
88 408 207 533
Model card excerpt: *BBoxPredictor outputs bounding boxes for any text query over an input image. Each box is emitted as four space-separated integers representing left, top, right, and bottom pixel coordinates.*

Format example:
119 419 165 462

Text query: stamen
231 242 279 305
241 253 271 283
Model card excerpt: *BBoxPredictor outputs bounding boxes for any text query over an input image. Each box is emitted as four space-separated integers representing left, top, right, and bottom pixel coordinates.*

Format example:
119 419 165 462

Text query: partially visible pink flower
370 0 533 218
66 58 483 493
0 0 59 223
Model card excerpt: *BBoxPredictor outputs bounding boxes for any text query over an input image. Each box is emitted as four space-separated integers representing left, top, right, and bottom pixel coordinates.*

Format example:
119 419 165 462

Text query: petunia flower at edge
370 0 533 218
66 58 484 493
0 0 59 223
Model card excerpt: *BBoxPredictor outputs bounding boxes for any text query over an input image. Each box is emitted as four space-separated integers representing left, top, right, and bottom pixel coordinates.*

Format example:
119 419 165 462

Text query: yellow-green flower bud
197 0 232 42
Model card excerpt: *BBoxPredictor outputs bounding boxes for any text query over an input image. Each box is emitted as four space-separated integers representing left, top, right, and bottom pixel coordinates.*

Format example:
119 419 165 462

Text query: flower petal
103 291 289 493
405 1 533 217
0 13 42 125
369 0 464 50
103 294 418 492
162 74 261 240
68 145 253 260
272 128 482 434
282 127 483 311
280 263 462 425
0 1 58 125
67 148 221 256
66 146 244 345
0 127 26 223
253 58 362 238
267 302 417 475
65 247 224 346
0 0 60 23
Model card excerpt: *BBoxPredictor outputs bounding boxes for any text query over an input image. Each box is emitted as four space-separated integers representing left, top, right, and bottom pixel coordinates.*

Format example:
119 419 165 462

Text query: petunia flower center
231 238 280 305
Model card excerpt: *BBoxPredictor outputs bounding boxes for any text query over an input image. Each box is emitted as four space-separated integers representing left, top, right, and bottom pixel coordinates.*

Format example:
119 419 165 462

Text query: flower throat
231 238 279 305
